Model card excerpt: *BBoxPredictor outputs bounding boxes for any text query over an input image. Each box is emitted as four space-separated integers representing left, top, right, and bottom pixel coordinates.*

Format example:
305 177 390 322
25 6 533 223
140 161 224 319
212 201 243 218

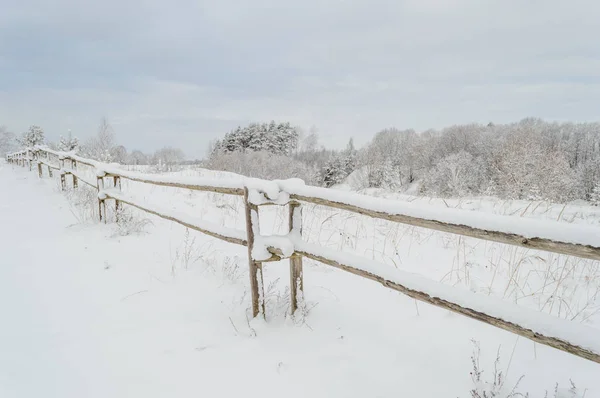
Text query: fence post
27 150 32 171
71 159 78 188
97 177 106 223
243 187 266 318
289 202 304 314
59 158 66 191
48 165 53 178
114 176 121 222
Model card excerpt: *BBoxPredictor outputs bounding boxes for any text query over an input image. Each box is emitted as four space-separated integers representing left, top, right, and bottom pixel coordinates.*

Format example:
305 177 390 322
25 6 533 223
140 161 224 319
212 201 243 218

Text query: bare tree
152 146 185 171
110 145 128 164
81 118 117 162
0 126 16 156
129 150 149 165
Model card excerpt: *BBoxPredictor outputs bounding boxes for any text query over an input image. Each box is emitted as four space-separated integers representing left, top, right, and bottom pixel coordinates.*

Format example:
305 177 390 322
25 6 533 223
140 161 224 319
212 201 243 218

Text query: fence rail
6 147 600 365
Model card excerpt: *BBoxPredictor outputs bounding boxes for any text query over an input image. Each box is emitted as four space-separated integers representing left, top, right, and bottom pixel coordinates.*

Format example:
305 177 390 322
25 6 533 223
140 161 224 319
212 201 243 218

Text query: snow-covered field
1 160 599 397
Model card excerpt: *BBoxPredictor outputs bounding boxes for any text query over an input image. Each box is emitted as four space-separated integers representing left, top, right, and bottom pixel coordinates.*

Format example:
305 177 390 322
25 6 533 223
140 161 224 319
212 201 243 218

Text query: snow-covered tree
129 150 149 165
152 146 185 171
58 132 79 152
590 183 600 206
422 151 484 197
362 128 423 188
17 125 45 148
208 150 317 184
110 145 128 164
213 121 299 156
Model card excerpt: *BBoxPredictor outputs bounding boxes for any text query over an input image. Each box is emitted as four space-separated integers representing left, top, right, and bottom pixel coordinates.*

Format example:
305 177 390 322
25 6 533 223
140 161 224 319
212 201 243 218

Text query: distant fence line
6 147 600 365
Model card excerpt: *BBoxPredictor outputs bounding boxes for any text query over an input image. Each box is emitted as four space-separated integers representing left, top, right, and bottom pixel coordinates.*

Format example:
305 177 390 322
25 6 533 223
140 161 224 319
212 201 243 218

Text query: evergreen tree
58 132 79 152
213 121 299 156
17 125 45 148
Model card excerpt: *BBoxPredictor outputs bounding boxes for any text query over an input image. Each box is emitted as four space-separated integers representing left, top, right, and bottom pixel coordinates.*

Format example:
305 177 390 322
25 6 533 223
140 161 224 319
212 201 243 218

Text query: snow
280 182 600 248
2 161 600 397
28 149 600 250
252 234 295 261
292 238 600 356
101 188 247 244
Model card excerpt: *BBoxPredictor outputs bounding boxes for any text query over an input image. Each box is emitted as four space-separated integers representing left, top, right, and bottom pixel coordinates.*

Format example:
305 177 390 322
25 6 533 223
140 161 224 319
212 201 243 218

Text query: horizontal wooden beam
102 192 247 246
37 159 61 171
297 249 600 365
291 194 600 262
105 172 245 196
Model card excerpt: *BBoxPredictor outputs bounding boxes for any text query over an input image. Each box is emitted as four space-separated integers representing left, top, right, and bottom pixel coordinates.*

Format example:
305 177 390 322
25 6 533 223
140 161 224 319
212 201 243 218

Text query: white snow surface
102 188 247 243
252 234 295 261
293 238 600 355
280 182 600 248
2 161 600 397
25 149 600 249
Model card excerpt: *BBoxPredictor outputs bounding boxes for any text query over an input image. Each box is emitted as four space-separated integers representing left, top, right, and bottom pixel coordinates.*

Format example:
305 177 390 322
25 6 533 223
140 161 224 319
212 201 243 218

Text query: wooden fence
6 147 600 365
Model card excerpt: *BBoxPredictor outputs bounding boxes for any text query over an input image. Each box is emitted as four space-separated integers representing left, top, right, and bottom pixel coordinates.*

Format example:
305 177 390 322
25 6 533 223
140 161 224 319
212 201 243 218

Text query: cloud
1 0 599 158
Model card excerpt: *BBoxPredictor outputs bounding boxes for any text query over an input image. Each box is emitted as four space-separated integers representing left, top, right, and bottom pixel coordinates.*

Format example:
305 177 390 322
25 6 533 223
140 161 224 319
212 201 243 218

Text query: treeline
6 117 600 203
363 118 600 202
1 119 186 172
207 118 600 203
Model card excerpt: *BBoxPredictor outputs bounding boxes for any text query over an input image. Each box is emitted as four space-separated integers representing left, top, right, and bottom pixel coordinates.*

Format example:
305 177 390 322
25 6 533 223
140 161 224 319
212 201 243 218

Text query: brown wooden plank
291 194 600 262
289 202 304 314
244 187 265 318
297 249 600 365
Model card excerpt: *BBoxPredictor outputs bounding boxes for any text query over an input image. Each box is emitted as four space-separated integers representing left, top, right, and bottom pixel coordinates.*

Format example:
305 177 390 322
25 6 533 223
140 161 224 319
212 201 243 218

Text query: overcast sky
1 0 599 159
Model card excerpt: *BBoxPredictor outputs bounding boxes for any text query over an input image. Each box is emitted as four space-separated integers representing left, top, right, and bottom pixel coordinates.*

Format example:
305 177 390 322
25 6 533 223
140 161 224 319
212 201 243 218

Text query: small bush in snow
469 340 525 398
113 205 152 236
64 185 99 223
468 340 585 398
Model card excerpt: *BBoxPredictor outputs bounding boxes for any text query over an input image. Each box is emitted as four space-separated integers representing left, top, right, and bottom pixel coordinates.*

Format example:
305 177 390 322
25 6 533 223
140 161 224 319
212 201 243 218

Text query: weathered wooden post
59 158 66 191
97 176 106 223
48 165 53 178
113 175 122 222
289 202 304 314
27 150 32 171
71 159 78 188
243 187 266 318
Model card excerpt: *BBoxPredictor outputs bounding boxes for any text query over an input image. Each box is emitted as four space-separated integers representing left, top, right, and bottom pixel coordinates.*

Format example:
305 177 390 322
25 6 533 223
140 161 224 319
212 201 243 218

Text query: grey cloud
1 0 599 159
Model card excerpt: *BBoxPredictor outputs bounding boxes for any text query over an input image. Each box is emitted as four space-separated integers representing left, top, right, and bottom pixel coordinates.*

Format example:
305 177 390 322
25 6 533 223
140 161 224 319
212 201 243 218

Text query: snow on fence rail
6 147 600 365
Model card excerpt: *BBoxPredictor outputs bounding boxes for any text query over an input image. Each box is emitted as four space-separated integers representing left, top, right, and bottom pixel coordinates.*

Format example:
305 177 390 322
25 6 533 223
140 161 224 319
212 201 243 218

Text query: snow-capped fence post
47 164 53 178
289 201 304 314
114 176 122 222
27 149 32 171
71 159 78 188
59 158 66 191
244 187 266 318
97 176 106 223
37 161 42 178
